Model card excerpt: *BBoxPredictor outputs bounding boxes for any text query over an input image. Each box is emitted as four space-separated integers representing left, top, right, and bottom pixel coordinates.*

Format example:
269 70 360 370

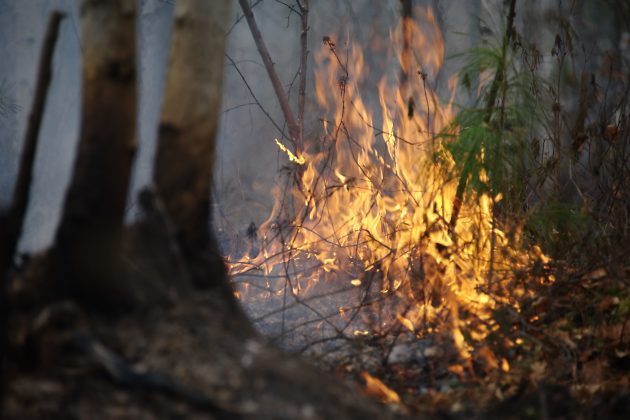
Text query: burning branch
225 53 288 139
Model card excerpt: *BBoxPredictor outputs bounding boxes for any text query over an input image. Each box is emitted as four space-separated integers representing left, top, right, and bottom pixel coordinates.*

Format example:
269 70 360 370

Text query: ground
2 222 629 419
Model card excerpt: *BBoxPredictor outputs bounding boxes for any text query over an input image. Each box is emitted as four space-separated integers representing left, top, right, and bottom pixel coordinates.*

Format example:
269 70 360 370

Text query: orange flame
227 6 549 360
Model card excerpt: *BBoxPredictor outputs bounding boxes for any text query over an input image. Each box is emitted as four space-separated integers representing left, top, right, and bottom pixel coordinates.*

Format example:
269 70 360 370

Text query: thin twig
225 53 288 139
226 0 262 36
297 0 309 149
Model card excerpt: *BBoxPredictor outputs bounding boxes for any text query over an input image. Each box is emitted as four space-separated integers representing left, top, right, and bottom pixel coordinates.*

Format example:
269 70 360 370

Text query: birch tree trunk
54 0 137 304
154 0 231 288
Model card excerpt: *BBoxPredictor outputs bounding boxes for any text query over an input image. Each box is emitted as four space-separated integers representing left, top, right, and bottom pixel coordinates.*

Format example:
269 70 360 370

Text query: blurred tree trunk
154 0 231 288
53 0 137 305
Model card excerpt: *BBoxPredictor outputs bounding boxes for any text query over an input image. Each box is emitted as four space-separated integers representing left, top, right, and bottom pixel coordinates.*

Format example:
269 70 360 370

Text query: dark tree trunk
53 0 137 306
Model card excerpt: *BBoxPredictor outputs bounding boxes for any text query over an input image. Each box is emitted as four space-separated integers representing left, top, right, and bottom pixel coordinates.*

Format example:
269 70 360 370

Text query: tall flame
227 7 548 358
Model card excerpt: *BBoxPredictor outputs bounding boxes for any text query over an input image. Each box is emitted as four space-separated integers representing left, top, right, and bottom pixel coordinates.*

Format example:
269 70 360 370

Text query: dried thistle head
322 35 335 50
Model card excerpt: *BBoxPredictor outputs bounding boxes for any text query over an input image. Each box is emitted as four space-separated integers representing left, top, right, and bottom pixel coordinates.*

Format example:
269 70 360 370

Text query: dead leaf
448 364 465 378
599 296 620 311
530 361 547 383
477 346 499 370
603 125 619 141
582 268 607 282
396 314 415 333
360 372 400 404
599 323 630 344
582 358 605 385
553 330 577 350
615 349 630 358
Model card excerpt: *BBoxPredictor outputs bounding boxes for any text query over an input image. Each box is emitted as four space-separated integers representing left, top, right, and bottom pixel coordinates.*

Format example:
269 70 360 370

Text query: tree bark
54 0 137 305
154 0 232 288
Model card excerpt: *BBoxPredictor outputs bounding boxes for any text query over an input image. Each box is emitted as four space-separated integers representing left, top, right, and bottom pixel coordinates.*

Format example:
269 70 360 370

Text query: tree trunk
1 3 393 418
53 0 137 305
154 0 231 288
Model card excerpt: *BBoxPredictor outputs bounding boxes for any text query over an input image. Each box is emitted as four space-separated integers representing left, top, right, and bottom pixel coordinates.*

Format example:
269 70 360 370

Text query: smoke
214 0 482 246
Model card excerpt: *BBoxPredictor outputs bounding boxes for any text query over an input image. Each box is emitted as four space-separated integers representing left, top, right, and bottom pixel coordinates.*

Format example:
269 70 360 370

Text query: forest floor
2 282 393 419
2 224 629 419
351 260 630 419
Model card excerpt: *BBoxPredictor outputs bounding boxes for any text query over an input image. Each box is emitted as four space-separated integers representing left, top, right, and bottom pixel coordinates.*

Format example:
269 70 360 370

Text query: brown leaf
582 268 607 283
599 296 620 312
360 372 400 404
553 330 577 350
603 125 619 142
477 345 499 371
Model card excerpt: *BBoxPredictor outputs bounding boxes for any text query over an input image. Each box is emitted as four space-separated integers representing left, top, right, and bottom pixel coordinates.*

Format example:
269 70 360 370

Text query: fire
227 7 549 360
274 138 305 165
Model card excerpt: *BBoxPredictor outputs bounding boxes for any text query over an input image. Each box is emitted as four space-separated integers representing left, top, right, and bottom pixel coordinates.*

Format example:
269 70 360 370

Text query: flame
274 138 305 165
227 6 549 361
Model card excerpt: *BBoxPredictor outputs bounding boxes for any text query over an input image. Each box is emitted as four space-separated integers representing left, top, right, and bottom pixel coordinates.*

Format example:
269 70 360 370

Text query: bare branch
238 0 301 151
225 53 289 139
297 0 308 148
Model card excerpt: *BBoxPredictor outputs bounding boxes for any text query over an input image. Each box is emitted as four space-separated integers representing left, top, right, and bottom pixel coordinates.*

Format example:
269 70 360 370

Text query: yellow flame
274 138 305 165
229 6 549 363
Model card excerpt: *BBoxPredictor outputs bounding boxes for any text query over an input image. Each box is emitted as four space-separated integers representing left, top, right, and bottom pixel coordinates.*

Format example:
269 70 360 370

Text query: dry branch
238 0 302 152
297 0 309 148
